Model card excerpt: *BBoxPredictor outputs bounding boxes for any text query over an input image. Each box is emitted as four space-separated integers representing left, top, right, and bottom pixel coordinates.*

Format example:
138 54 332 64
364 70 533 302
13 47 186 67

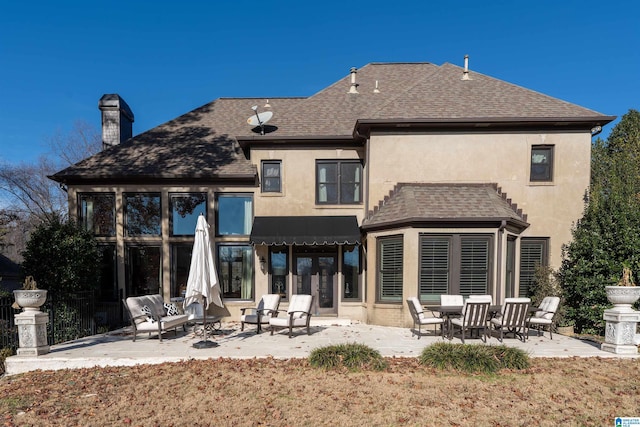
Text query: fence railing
0 289 126 350
0 295 19 351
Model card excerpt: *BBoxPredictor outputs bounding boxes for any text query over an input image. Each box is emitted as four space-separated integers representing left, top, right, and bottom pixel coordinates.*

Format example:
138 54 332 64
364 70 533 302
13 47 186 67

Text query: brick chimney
98 94 134 149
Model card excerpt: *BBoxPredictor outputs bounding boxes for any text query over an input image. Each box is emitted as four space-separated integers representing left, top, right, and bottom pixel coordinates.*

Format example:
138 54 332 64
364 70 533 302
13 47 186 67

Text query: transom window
216 194 253 236
261 160 282 193
316 160 362 204
124 193 161 236
78 193 115 236
530 145 554 182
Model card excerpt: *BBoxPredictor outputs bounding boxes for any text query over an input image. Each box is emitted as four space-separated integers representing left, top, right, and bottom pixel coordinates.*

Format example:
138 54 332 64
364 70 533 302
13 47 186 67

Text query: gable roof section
51 62 615 184
361 183 529 232
51 97 304 184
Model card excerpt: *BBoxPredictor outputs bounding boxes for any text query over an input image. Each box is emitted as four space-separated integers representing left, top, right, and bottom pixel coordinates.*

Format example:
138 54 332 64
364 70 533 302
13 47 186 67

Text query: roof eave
354 116 617 137
48 173 258 186
361 217 530 233
236 134 365 153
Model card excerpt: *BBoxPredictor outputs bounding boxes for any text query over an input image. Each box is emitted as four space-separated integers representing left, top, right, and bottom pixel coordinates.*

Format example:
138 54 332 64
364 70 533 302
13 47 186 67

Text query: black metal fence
0 295 19 351
0 290 126 351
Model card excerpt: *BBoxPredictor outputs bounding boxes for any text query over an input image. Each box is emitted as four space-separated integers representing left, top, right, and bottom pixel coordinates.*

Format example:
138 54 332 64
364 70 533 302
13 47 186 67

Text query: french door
294 251 337 315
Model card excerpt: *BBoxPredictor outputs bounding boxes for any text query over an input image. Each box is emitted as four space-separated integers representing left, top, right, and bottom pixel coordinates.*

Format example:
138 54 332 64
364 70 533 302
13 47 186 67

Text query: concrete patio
5 318 637 376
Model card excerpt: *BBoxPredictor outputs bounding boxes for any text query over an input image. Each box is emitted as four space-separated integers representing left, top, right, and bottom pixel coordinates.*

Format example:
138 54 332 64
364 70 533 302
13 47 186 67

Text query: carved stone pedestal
15 310 50 356
601 308 640 355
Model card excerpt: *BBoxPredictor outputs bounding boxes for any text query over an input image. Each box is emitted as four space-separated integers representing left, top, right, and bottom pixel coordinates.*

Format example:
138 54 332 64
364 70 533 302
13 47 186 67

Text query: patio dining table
430 304 539 339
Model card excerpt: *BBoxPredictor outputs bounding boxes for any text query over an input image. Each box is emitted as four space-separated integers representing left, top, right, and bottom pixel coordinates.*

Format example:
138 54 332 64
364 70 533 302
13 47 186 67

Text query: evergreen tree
559 110 640 334
21 216 100 294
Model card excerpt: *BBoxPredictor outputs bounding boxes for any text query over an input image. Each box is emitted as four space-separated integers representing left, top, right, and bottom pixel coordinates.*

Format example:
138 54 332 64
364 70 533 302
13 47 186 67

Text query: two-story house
50 60 614 327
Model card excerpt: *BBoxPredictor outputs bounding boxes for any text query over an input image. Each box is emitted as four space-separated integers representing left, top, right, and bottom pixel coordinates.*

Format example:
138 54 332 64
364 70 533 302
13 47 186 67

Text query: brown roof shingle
361 183 529 230
51 61 614 184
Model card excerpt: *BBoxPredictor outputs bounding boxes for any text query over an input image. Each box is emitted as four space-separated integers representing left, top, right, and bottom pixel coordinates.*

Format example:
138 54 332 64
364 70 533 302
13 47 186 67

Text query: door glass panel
296 257 312 295
318 256 335 308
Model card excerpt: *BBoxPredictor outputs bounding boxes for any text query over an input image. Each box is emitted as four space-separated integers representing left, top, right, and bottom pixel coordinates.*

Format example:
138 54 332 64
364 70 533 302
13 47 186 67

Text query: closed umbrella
184 214 223 348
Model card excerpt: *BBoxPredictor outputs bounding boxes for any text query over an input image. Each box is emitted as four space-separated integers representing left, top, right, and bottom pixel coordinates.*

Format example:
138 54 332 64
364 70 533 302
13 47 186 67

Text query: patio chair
527 296 560 340
468 294 493 303
489 297 531 342
406 297 445 339
449 301 490 343
240 294 281 334
269 294 314 338
439 294 464 306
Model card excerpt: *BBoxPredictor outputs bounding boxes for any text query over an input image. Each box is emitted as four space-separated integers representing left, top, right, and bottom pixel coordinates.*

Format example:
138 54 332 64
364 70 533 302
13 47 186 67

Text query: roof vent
373 80 380 93
348 67 359 94
462 54 471 80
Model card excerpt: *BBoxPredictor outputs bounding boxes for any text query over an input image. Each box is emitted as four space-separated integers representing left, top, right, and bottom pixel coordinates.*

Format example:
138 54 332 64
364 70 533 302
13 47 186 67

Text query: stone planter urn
605 286 640 311
12 277 50 356
602 266 640 354
13 289 48 311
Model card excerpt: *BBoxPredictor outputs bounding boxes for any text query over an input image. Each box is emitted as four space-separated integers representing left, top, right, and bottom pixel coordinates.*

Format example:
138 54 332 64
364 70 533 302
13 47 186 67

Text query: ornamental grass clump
419 342 530 374
309 342 388 371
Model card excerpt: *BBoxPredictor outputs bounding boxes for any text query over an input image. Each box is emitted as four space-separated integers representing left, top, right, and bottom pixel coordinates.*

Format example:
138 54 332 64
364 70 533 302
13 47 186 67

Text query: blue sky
1 0 638 165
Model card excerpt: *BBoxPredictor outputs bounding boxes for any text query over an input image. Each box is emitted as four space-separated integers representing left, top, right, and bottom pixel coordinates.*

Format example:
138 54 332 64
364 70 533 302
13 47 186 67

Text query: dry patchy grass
1 357 639 426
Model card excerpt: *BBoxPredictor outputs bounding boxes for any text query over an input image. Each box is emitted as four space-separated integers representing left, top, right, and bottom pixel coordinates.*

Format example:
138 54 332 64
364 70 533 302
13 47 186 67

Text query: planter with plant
605 264 640 311
601 264 640 354
12 276 48 312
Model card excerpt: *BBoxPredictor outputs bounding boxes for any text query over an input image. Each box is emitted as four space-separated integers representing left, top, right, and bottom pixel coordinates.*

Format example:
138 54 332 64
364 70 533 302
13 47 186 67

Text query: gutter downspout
496 220 507 303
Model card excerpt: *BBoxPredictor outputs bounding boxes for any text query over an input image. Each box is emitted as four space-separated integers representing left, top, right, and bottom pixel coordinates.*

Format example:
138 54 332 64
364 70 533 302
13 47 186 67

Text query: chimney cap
99 94 134 121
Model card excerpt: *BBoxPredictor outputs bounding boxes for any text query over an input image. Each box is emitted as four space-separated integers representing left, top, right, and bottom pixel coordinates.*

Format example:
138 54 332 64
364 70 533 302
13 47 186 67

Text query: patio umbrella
183 214 223 348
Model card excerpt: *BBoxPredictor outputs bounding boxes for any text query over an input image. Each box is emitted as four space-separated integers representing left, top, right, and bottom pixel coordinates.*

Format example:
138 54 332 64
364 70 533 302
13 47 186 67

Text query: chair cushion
534 297 560 320
440 295 463 306
261 294 281 312
160 314 189 329
288 295 312 318
242 314 273 324
269 316 308 328
527 317 552 325
417 317 444 326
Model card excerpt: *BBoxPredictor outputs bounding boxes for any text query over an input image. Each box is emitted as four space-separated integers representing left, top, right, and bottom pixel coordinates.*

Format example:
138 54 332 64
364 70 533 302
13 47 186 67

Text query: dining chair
468 294 493 304
489 297 530 342
406 297 445 339
440 294 464 306
449 301 490 343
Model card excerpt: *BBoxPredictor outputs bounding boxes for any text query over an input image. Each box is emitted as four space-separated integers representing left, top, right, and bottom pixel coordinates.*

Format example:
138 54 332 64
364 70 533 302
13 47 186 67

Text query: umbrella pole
193 296 218 349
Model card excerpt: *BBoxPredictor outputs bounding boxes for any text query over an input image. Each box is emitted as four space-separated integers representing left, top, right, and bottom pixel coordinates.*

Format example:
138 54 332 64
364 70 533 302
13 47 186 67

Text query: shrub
0 347 14 375
419 342 530 374
309 342 388 371
21 218 100 294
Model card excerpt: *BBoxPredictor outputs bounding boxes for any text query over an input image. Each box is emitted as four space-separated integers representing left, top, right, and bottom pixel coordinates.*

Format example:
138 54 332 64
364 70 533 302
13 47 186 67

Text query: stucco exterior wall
250 146 366 220
366 130 591 269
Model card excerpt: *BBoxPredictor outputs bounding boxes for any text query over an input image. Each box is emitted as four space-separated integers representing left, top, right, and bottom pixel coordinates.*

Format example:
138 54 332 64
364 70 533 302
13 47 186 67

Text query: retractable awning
250 216 361 246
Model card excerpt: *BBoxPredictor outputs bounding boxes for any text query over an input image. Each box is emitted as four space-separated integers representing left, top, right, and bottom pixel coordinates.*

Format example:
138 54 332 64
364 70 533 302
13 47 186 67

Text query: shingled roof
361 183 529 231
51 62 614 184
